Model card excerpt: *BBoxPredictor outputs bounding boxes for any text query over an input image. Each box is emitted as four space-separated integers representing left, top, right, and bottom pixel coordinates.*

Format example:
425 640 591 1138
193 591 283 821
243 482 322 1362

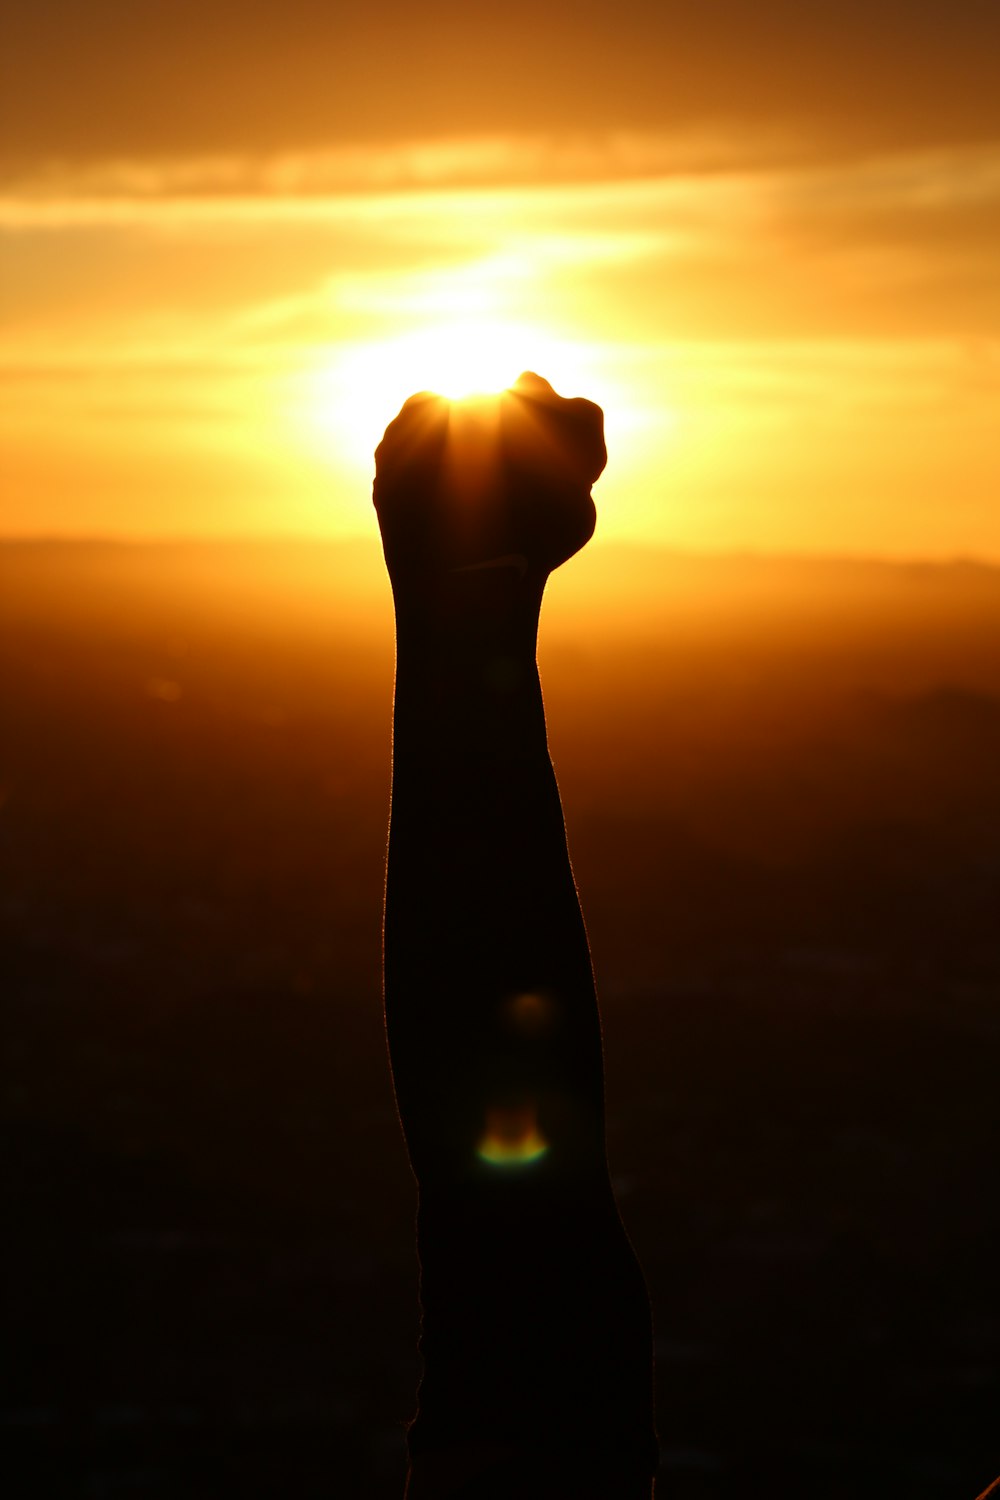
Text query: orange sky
2 1 998 557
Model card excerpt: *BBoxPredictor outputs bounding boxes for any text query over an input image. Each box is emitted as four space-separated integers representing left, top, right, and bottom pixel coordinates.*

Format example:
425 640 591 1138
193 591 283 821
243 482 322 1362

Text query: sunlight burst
294 319 608 470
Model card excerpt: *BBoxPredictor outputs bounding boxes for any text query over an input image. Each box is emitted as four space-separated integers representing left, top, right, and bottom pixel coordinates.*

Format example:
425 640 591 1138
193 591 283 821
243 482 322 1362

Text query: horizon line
2 533 998 572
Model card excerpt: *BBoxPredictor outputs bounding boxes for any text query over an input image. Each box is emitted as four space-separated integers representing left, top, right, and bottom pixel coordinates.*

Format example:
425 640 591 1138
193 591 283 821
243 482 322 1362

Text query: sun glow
293 319 612 470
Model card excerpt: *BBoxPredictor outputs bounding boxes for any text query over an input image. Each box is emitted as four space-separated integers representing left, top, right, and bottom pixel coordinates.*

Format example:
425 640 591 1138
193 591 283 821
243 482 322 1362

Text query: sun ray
290 318 614 472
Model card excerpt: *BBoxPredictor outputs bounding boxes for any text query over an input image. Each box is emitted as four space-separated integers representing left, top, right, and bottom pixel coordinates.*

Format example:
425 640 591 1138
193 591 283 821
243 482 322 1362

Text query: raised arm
376 373 657 1498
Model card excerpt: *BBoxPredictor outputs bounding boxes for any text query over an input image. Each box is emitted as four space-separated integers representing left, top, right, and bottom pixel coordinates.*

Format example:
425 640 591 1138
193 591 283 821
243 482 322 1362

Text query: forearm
384 575 608 1185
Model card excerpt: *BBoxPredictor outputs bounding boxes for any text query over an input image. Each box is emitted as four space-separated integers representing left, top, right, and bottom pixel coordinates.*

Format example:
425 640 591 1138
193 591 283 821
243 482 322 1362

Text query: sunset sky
2 0 998 556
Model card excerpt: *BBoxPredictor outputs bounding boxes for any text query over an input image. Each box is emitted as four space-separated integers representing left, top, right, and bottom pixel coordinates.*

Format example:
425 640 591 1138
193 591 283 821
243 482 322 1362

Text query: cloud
3 141 998 357
5 0 999 171
0 129 827 208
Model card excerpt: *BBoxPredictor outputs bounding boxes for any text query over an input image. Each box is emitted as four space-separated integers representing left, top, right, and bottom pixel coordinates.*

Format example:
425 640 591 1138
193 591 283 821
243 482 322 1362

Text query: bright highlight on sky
298 319 600 467
2 0 998 558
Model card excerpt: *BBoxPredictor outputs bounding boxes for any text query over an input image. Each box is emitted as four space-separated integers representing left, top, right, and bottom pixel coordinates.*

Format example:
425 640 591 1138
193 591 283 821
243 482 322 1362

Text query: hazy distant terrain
3 541 999 1499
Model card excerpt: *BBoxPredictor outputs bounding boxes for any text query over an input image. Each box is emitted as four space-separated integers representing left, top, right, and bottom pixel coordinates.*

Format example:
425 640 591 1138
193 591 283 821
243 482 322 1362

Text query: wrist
391 569 550 758
391 563 547 666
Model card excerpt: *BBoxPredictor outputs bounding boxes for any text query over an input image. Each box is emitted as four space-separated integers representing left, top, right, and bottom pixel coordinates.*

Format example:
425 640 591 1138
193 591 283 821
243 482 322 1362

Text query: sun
388 320 543 400
293 319 608 471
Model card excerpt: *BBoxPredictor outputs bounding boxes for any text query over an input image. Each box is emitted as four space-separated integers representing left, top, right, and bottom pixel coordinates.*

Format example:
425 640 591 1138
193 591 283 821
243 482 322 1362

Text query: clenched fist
374 372 605 598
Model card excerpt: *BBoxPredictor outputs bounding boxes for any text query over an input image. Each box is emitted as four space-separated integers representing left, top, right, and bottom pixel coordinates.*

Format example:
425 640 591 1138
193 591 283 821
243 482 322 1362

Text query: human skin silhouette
375 373 657 1499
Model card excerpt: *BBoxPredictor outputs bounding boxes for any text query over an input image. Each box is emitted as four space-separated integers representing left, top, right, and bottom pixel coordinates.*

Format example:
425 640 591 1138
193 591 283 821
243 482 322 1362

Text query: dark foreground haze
3 540 999 1499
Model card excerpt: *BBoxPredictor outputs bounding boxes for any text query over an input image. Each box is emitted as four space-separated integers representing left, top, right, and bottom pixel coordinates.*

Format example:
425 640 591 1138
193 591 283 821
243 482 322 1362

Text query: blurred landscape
3 538 999 1499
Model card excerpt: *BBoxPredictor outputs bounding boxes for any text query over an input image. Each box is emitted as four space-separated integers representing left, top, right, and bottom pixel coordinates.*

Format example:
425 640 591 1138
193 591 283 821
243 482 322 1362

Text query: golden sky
2 0 998 556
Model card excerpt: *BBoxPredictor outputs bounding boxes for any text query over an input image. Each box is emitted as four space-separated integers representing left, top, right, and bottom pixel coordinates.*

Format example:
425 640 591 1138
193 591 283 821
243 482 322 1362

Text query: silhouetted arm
375 375 656 1498
384 547 607 1184
377 375 610 1183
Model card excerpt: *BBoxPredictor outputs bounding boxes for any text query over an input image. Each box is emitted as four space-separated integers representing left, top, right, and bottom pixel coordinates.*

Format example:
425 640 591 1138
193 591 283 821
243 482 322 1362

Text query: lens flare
502 991 556 1037
476 1104 550 1166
